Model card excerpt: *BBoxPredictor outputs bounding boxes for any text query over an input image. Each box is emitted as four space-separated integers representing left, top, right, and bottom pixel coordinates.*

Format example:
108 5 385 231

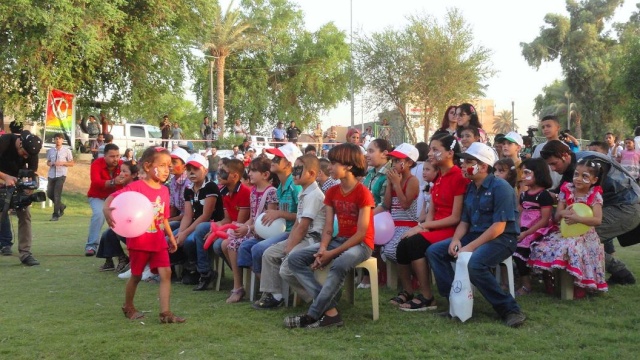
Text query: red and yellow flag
45 88 75 134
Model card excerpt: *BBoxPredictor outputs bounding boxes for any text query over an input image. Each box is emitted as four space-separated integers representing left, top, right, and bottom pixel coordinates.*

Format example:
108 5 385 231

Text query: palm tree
493 110 517 134
202 1 253 138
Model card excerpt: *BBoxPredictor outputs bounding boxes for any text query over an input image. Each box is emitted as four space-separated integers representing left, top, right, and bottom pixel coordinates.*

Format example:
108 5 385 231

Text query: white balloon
254 213 287 239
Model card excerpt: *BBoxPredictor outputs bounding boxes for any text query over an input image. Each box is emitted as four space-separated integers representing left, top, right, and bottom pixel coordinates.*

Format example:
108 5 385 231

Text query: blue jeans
288 238 372 319
427 233 520 318
237 232 289 273
85 197 106 250
207 170 217 183
182 222 216 274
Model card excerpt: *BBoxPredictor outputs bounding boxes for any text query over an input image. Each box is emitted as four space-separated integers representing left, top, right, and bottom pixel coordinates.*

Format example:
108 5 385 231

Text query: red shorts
128 249 170 276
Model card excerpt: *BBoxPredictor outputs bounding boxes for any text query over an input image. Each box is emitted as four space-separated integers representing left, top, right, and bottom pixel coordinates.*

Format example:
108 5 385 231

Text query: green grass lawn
1 192 640 359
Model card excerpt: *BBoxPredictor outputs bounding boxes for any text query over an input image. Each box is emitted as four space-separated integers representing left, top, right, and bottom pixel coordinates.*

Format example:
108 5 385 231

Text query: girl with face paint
512 158 554 296
528 158 607 298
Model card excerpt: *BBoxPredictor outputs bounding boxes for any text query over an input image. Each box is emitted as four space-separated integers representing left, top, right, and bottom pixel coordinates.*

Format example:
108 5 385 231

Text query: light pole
350 0 355 128
511 101 515 131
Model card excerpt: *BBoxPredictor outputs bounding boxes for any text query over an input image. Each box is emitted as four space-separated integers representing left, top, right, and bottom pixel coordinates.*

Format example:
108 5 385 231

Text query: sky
293 0 639 132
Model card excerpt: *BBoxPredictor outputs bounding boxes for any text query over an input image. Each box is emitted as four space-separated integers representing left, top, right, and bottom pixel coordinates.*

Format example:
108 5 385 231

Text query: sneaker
50 215 59 222
284 314 317 329
193 271 216 291
503 311 526 328
253 293 284 310
85 248 96 257
60 204 67 217
181 270 199 285
21 255 40 266
115 258 130 273
305 313 344 329
118 269 132 279
1 246 12 256
100 260 115 272
607 270 636 285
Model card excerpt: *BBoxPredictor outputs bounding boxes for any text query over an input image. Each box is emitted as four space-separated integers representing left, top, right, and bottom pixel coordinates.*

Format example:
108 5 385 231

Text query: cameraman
0 130 42 266
560 129 580 152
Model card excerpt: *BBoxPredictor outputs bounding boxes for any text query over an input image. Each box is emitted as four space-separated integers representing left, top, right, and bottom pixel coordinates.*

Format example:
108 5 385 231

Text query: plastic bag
449 252 474 322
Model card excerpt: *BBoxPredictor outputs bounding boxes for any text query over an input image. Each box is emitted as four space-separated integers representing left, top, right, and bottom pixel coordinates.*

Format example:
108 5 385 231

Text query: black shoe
608 270 636 285
50 215 59 221
60 204 67 217
0 246 12 256
503 311 526 328
253 293 284 310
181 270 199 285
193 271 216 291
100 260 115 272
21 255 40 266
284 314 317 329
305 313 344 329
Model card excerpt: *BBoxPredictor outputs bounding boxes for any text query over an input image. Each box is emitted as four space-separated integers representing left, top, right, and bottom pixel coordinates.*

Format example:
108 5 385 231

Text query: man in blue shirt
272 122 286 148
427 142 525 328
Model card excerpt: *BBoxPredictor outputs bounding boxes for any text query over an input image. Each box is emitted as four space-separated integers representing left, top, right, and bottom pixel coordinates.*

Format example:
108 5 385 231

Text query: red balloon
203 222 239 249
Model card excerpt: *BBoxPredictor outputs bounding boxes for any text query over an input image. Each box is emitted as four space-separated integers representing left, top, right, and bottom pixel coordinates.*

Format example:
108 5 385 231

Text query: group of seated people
92 107 639 329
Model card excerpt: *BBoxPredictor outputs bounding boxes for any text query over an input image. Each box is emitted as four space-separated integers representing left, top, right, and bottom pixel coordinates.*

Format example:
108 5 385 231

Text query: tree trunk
398 105 416 144
216 55 226 138
574 113 582 140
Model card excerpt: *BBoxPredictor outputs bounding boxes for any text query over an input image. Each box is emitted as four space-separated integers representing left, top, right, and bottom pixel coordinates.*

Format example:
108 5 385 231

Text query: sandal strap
159 311 186 324
390 290 413 304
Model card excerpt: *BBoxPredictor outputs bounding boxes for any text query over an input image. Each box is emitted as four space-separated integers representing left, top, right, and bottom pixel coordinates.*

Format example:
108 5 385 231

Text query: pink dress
528 184 607 291
513 189 553 262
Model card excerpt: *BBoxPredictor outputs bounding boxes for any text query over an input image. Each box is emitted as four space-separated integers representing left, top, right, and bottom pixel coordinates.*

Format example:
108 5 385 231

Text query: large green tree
196 0 351 136
354 9 493 143
521 0 623 138
0 0 215 122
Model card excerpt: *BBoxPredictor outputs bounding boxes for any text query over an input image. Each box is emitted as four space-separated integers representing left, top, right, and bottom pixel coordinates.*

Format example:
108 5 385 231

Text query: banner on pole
45 88 75 147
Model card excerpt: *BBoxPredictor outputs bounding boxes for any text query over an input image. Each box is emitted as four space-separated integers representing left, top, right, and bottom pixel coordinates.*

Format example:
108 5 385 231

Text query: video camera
0 169 47 212
526 126 538 138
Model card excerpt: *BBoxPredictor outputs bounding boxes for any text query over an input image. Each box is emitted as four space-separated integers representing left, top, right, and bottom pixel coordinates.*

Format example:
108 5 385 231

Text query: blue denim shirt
461 174 519 235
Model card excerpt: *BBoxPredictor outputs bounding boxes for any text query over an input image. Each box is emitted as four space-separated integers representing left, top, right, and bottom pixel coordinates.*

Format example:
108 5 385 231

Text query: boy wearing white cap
502 131 523 168
380 143 420 264
168 147 191 224
426 142 526 328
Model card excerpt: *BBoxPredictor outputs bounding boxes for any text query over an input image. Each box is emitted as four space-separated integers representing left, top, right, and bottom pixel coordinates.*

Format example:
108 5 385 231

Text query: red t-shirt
324 182 375 249
112 180 170 251
431 166 469 222
87 157 122 199
221 182 251 221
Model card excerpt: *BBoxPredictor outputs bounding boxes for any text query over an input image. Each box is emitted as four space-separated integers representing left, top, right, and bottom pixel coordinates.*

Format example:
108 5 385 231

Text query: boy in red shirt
285 143 374 329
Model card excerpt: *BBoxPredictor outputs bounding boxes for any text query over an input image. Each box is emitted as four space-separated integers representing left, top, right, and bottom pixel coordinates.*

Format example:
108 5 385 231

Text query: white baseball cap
458 142 498 166
503 131 523 147
185 153 208 169
266 143 303 164
388 143 419 162
170 147 190 164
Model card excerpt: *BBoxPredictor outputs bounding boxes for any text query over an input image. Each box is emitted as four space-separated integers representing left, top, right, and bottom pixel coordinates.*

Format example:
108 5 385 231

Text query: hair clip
155 147 165 152
450 139 457 150
510 166 516 170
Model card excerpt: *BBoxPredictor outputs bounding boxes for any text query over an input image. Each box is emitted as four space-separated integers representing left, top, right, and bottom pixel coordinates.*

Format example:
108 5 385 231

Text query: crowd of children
93 104 640 329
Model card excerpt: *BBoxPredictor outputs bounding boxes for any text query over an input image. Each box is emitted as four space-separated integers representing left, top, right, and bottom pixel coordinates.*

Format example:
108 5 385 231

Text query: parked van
75 123 163 154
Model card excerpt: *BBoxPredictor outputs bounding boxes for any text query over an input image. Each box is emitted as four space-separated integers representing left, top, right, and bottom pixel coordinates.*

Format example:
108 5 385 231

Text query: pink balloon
111 191 154 238
374 212 395 245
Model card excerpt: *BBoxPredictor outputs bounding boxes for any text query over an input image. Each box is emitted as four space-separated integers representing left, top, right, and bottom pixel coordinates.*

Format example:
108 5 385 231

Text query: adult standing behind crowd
86 115 100 138
201 117 213 148
0 131 43 266
455 103 487 143
84 144 124 256
323 125 338 149
604 132 623 163
160 115 171 149
46 133 74 222
286 121 301 144
539 140 637 285
207 147 220 182
233 119 247 137
313 123 324 149
272 122 286 147
100 112 112 135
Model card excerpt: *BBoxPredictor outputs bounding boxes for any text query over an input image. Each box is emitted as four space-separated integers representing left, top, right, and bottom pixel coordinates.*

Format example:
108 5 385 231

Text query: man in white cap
168 147 191 225
426 142 526 328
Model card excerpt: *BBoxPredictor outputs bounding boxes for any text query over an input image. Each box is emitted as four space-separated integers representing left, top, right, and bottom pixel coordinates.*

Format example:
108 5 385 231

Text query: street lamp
511 101 515 131
350 0 355 128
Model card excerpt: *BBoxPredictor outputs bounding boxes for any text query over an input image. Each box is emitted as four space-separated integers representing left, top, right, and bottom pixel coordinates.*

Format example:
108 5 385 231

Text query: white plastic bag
449 252 474 322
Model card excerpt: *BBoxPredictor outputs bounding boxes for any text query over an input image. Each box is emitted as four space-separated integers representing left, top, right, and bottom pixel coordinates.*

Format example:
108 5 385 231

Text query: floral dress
528 183 607 291
227 185 278 251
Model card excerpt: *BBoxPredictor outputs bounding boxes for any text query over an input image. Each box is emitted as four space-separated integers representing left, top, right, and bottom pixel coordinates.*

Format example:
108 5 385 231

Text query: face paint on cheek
466 164 479 176
154 167 159 177
434 151 442 161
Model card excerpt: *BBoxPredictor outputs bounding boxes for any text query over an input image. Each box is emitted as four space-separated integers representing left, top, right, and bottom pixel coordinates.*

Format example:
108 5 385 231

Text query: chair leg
281 278 290 307
386 261 398 290
215 255 224 291
559 270 574 300
367 262 379 321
